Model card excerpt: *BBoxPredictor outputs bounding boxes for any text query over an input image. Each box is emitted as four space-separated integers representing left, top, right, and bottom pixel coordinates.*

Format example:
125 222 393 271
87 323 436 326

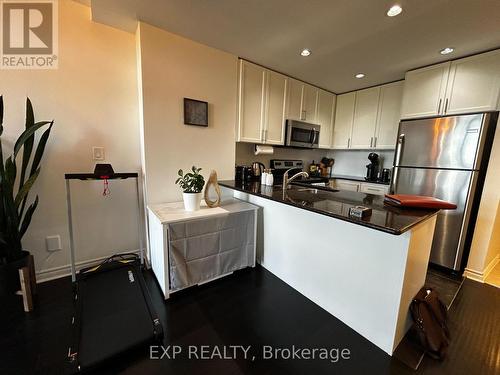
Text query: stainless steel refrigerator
392 112 498 271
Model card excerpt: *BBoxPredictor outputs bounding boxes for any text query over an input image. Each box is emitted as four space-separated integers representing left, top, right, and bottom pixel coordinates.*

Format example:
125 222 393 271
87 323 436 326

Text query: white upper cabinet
287 79 304 121
401 49 500 119
317 89 336 148
332 92 355 149
302 84 319 123
263 70 287 145
375 81 404 149
350 87 380 149
444 50 500 115
237 60 265 142
400 62 450 119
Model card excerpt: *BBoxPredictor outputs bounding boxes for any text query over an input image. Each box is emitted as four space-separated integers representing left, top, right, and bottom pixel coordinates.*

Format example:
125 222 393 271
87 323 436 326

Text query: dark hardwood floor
0 265 498 375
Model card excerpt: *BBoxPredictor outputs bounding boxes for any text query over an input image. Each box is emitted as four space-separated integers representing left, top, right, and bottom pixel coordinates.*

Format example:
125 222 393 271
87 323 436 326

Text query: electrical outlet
46 235 62 252
92 146 105 161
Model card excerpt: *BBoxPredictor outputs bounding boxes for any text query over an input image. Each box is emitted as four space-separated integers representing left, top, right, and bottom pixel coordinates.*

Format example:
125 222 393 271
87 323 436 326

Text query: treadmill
65 166 163 372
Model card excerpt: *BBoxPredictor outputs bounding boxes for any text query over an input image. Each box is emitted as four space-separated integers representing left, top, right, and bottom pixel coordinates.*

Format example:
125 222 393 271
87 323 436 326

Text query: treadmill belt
75 262 161 370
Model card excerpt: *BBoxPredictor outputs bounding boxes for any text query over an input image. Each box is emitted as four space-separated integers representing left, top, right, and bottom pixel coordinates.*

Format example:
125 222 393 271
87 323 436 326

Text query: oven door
286 120 320 148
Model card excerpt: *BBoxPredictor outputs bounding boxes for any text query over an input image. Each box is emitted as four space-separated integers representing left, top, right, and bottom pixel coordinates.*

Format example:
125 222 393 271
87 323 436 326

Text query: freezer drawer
393 167 476 270
396 114 486 170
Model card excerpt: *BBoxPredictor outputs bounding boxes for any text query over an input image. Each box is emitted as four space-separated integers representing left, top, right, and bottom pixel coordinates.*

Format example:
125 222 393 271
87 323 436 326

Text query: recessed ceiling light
387 5 403 17
355 73 365 79
440 47 454 55
300 49 311 57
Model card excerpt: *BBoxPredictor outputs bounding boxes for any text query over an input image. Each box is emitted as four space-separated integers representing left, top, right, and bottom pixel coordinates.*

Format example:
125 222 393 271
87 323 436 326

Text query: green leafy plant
0 96 53 265
175 166 205 193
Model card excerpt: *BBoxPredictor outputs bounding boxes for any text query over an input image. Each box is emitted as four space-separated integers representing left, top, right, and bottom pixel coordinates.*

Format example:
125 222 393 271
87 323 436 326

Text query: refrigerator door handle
391 133 405 193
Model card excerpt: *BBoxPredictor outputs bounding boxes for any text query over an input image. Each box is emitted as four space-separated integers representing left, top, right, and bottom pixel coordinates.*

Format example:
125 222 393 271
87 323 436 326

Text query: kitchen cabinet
330 179 360 192
351 87 380 149
401 49 500 119
332 92 355 149
302 84 319 123
237 60 287 144
359 182 389 196
263 70 288 144
400 62 449 119
317 89 336 148
444 50 500 115
375 81 404 149
286 80 319 123
237 60 266 143
287 78 303 121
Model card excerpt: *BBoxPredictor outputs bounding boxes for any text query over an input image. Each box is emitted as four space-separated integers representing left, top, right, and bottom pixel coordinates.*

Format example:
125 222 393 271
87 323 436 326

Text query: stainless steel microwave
285 120 321 148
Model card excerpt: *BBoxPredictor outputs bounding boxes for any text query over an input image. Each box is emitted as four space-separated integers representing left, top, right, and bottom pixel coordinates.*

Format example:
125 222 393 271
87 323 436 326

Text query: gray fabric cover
168 211 254 291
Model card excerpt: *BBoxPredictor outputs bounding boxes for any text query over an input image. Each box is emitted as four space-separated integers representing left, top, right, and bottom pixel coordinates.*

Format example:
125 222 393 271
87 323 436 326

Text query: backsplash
326 150 395 177
236 143 395 178
235 143 328 169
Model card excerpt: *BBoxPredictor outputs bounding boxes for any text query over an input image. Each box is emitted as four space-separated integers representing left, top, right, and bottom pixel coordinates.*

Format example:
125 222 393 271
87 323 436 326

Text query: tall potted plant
175 166 205 211
0 96 53 296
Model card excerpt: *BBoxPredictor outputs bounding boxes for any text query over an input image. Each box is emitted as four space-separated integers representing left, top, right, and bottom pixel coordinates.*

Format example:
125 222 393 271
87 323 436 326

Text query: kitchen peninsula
220 180 439 355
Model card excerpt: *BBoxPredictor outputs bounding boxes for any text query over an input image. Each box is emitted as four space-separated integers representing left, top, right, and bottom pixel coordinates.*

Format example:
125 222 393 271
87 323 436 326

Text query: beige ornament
204 170 222 208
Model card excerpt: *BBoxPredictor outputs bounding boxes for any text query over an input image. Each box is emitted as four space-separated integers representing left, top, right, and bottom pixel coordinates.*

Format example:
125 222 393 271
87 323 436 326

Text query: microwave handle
311 129 318 146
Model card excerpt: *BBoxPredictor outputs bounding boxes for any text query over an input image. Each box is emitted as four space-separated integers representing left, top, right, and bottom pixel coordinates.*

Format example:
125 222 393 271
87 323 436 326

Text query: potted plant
0 96 53 296
175 166 205 211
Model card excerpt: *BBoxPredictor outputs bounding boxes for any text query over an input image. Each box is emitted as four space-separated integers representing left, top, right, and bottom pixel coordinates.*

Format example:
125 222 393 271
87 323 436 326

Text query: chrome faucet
283 168 309 192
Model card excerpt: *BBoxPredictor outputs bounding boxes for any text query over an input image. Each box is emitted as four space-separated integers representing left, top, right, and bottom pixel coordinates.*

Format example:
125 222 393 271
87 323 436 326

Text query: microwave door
290 127 313 146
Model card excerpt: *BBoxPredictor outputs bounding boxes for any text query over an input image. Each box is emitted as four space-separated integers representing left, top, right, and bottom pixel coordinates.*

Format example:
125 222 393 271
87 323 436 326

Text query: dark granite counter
219 180 438 235
330 174 390 185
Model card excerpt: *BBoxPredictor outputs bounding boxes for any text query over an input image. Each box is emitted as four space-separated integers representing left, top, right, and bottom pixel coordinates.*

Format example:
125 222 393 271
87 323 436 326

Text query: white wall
466 117 500 278
136 22 237 204
0 1 141 280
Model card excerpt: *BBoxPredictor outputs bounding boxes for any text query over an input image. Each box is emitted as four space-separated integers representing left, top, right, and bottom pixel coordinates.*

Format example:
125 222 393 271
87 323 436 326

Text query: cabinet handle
374 137 377 148
370 137 373 148
347 138 350 148
438 98 442 114
265 129 268 141
444 98 449 113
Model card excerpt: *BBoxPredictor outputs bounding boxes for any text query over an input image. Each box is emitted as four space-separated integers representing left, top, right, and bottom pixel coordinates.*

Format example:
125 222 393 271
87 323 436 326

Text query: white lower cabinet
359 183 389 196
330 179 389 196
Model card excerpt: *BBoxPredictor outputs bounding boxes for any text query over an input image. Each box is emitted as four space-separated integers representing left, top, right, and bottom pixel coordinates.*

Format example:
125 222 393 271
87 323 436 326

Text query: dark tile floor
0 265 498 375
425 266 464 309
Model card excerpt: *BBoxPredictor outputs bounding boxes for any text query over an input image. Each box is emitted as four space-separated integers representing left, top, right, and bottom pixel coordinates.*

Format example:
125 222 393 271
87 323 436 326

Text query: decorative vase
183 192 203 211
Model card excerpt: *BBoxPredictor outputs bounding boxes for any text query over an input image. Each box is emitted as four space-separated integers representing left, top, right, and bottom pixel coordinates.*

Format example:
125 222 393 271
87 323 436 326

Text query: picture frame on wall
184 98 208 127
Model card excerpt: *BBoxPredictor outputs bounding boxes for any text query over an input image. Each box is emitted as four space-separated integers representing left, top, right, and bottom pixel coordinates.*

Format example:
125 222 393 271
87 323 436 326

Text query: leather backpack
410 287 450 360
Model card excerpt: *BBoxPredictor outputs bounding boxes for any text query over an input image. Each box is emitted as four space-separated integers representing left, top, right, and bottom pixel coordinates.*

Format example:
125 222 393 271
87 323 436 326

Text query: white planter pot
183 192 203 211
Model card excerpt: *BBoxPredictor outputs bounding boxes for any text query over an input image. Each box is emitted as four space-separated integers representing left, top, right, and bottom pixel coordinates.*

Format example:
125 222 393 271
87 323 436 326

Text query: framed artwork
184 98 208 127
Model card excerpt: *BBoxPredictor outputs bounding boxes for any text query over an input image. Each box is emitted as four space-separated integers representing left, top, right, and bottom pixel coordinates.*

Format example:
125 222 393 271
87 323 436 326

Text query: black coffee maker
365 153 380 181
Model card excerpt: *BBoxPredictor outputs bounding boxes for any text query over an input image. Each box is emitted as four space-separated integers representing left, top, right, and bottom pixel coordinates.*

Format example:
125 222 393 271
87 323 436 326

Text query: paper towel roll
254 145 274 155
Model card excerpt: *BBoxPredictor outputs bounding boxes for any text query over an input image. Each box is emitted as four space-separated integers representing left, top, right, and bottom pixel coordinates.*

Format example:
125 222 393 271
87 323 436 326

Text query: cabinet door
302 84 319 123
375 81 403 149
351 87 380 149
400 62 450 119
444 50 500 115
287 79 304 120
263 70 287 145
238 60 265 142
332 92 355 149
317 89 336 148
335 180 360 192
360 183 389 196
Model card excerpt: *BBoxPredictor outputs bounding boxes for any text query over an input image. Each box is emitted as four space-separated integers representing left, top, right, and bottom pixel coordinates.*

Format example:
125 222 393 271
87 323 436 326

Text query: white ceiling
88 0 500 93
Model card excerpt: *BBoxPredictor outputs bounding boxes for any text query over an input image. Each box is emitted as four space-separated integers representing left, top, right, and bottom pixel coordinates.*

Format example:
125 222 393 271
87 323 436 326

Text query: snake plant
0 96 53 265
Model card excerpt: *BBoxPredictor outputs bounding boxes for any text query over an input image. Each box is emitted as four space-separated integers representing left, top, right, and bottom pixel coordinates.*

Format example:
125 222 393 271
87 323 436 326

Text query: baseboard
36 250 142 284
464 254 499 283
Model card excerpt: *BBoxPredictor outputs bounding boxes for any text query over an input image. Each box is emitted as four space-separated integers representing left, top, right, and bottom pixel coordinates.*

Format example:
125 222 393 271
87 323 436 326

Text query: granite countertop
219 180 438 235
330 174 390 185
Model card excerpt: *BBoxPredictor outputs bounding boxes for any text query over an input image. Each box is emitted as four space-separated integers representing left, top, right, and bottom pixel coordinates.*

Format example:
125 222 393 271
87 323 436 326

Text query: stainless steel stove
270 159 329 186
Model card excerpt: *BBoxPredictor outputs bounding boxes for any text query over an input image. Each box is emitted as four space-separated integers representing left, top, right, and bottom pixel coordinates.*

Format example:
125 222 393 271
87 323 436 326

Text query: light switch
92 146 105 161
46 235 62 252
